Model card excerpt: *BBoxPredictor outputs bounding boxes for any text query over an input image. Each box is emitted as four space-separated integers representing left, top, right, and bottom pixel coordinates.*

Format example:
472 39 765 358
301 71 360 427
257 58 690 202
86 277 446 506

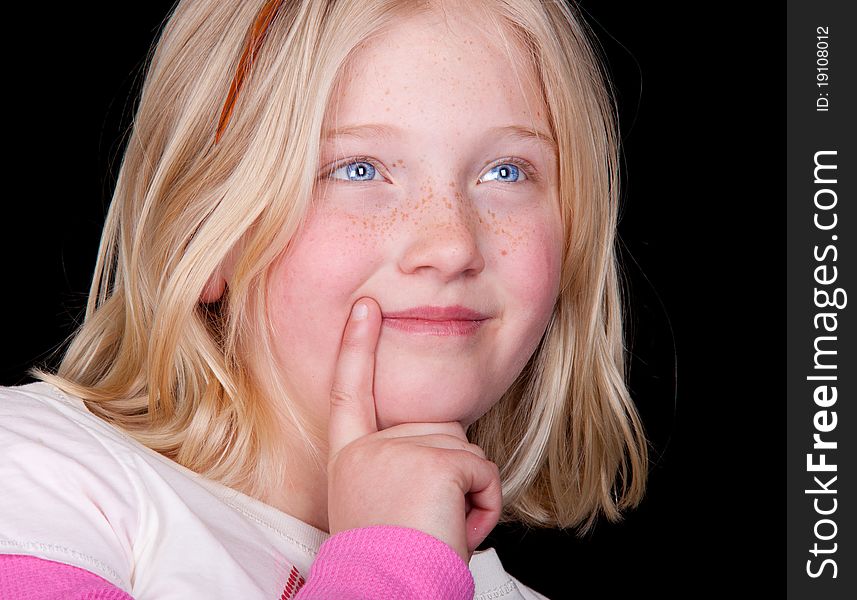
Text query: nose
397 186 485 282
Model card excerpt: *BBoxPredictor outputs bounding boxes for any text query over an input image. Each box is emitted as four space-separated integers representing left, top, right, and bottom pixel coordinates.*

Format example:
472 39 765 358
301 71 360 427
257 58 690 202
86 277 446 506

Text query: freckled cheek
497 221 562 312
284 211 384 295
265 211 382 380
271 211 394 359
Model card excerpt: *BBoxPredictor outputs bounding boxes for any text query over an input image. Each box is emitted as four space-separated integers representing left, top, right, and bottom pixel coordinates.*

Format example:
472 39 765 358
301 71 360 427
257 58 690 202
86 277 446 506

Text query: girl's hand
326 297 502 564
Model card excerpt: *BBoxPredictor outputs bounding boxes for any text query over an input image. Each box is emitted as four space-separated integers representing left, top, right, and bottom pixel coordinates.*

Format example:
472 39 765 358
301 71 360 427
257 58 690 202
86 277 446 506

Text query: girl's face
266 10 562 432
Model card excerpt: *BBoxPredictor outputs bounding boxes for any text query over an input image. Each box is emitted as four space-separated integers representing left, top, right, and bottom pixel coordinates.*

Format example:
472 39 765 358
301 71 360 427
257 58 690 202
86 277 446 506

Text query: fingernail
353 302 368 320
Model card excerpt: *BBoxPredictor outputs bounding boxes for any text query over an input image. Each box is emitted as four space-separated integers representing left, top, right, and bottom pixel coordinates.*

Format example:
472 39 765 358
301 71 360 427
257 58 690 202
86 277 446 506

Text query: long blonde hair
35 0 648 535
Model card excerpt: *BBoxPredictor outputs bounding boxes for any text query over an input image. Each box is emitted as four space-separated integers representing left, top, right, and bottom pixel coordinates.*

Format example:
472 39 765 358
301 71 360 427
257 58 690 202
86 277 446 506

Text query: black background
1 2 782 597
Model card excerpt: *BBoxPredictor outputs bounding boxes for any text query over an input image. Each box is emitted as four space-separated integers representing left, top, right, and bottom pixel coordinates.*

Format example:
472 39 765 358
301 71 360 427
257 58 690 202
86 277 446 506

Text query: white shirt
0 382 547 599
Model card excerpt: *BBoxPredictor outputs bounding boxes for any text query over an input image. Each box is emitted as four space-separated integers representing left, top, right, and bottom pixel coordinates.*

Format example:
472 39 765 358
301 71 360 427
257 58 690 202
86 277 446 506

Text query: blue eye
330 160 381 182
480 163 526 183
325 156 537 184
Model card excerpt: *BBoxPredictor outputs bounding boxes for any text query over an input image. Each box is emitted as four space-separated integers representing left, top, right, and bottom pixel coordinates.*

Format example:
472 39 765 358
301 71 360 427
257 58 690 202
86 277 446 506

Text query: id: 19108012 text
816 26 830 112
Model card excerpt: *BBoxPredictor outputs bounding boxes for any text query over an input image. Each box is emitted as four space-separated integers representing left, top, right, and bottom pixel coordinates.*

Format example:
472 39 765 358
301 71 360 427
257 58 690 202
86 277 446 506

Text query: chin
372 373 489 431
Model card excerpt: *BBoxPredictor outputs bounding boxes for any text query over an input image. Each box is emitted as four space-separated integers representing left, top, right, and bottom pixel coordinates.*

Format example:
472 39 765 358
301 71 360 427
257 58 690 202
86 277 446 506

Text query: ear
199 244 240 304
199 270 227 303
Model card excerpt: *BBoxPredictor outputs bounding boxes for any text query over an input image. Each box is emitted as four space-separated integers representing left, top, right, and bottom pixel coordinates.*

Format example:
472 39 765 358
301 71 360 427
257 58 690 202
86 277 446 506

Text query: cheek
270 207 378 306
265 208 381 393
488 210 563 391
493 213 563 316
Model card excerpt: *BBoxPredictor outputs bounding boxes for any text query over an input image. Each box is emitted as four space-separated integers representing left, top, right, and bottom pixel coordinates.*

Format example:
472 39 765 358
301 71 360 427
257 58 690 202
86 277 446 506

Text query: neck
257 422 331 533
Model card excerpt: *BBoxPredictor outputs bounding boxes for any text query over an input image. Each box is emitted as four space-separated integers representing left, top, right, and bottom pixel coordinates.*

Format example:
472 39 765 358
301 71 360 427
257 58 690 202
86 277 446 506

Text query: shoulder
0 382 328 598
1 381 107 436
470 547 551 600
0 382 139 592
0 381 140 485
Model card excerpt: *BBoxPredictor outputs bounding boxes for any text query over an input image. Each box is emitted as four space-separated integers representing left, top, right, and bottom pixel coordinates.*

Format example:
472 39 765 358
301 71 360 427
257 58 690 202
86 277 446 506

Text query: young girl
0 0 648 598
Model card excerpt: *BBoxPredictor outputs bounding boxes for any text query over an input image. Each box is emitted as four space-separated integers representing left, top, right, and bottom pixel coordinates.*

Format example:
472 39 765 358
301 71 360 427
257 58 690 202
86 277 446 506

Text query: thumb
327 297 382 458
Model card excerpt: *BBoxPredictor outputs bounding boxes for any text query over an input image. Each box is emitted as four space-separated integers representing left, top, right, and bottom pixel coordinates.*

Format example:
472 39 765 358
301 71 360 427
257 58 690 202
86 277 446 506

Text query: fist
326 298 502 563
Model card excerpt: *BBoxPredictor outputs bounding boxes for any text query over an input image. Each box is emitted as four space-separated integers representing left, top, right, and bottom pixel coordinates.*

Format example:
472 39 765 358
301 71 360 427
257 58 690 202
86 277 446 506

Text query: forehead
324 8 551 145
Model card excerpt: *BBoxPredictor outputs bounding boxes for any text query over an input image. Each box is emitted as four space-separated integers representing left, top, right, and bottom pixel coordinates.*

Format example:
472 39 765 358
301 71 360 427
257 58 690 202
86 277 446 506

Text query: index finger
327 297 382 457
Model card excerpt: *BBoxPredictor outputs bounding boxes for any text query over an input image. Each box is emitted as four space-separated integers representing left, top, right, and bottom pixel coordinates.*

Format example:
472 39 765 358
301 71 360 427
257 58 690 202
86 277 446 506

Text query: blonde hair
34 0 648 535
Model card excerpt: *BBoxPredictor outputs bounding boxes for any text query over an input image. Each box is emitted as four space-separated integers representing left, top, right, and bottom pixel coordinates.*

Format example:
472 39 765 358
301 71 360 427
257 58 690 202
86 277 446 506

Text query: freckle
385 106 390 111
385 88 390 95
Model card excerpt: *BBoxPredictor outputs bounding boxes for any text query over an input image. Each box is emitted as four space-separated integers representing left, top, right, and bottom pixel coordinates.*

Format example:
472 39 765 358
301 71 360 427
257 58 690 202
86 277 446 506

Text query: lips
381 305 489 336
382 305 489 321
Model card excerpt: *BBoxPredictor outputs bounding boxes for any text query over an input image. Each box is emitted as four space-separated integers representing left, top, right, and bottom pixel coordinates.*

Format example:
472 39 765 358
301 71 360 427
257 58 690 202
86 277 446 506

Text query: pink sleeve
295 525 474 600
0 554 133 600
1 527 474 600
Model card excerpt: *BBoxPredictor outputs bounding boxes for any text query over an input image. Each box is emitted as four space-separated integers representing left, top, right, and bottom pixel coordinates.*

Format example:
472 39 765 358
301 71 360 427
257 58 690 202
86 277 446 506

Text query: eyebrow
323 122 557 152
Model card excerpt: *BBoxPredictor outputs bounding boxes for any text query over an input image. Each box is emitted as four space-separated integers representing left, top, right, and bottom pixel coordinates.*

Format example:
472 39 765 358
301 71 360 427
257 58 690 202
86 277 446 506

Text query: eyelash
322 155 540 184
